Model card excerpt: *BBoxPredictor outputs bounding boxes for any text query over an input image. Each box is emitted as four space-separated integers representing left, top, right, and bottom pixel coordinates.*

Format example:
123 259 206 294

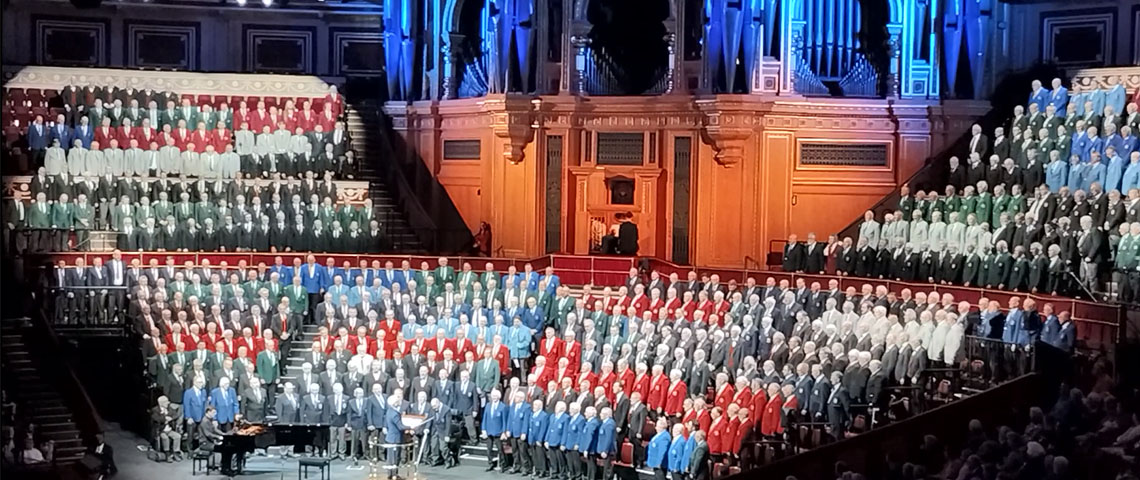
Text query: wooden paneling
384 95 984 265
436 160 484 231
32 16 111 67
125 20 200 70
242 25 317 73
789 183 896 239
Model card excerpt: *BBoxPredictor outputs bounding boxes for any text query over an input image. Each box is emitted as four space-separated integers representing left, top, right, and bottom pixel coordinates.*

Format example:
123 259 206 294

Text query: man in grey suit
425 398 452 466
347 386 370 461
275 382 301 424
300 383 326 424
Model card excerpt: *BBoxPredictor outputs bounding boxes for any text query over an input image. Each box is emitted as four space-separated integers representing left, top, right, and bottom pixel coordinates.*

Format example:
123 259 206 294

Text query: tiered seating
836 73 1140 299
2 79 394 254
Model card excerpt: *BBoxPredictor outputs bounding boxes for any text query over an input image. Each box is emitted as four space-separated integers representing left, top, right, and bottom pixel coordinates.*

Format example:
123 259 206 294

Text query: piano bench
298 456 332 480
191 450 216 475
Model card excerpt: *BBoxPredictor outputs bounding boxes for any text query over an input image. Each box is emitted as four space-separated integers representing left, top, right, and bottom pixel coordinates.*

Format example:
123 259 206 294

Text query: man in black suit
782 234 805 272
802 233 826 273
967 124 989 158
825 371 850 440
452 370 479 443
617 213 639 255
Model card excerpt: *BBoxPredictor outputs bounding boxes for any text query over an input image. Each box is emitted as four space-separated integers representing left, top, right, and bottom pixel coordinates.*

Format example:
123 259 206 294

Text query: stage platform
100 421 656 480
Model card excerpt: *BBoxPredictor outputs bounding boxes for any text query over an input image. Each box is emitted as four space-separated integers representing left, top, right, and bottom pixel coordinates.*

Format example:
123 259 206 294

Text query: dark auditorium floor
103 422 487 480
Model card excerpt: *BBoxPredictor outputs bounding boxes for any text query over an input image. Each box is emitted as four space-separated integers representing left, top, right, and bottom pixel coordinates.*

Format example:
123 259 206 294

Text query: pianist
197 407 229 472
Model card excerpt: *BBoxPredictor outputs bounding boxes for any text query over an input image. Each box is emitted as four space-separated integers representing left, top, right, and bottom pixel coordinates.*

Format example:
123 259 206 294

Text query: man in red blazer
190 123 212 153
317 103 337 132
577 362 599 390
171 119 192 150
713 373 735 411
759 383 784 436
233 101 251 132
117 118 139 147
210 121 232 152
707 408 728 455
562 332 582 368
95 117 117 149
731 408 755 457
296 100 316 131
137 118 159 147
538 327 563 363
663 370 688 417
646 365 669 414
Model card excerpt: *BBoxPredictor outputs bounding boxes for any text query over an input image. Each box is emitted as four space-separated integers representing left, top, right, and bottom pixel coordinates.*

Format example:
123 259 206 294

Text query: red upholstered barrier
37 252 1120 349
648 259 1122 350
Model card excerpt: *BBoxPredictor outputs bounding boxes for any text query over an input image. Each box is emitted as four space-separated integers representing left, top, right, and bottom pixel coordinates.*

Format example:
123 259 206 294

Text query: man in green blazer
286 275 309 318
474 349 501 394
433 257 456 285
50 193 74 251
27 192 52 253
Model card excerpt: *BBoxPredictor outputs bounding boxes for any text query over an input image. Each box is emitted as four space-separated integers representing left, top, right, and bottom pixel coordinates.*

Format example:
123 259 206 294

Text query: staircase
1 318 88 465
279 324 322 392
346 104 426 253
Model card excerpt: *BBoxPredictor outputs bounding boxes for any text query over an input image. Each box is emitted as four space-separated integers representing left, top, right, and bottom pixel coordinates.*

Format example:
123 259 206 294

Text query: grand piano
217 422 328 475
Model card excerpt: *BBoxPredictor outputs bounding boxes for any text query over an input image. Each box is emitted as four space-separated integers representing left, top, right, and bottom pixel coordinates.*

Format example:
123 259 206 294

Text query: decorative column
482 94 544 256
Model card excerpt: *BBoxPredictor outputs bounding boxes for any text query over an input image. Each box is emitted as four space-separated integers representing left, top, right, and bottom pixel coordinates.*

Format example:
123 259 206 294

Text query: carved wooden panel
33 16 110 67
799 143 889 167
2 66 335 98
595 132 644 165
1041 9 1117 68
545 136 563 254
672 136 691 265
243 25 317 74
125 21 200 70
331 29 384 76
442 139 482 160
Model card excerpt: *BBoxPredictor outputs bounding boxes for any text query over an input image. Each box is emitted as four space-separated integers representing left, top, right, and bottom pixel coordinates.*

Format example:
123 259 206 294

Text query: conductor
384 393 413 480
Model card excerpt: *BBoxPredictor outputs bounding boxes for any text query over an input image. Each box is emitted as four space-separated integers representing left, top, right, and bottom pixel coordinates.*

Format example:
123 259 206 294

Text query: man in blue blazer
540 266 560 295
507 391 530 473
646 418 672 480
379 261 403 289
183 376 208 447
596 407 618 480
73 116 94 148
526 399 549 476
543 401 569 479
299 254 326 318
27 115 49 164
667 423 688 477
48 113 72 150
521 297 545 332
564 403 586 480
1048 78 1068 116
519 265 540 292
1028 80 1050 113
209 377 240 431
481 389 509 472
577 406 601 480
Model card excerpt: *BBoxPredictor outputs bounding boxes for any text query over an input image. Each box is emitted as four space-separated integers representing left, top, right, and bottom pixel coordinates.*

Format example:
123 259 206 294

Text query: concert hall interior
2 0 1140 479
